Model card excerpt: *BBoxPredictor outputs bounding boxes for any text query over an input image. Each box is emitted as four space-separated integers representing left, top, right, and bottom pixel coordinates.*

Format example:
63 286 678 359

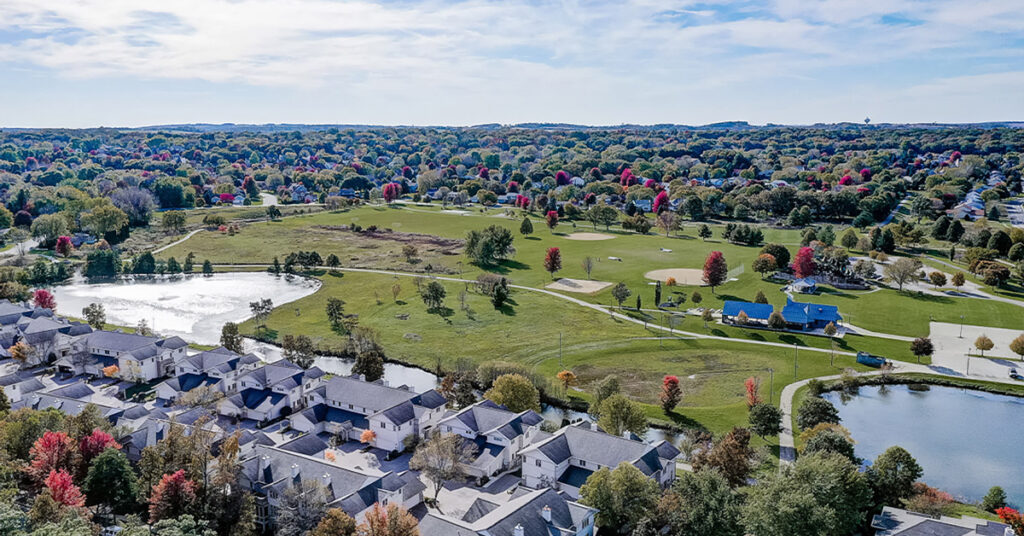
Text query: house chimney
513 524 524 536
321 473 331 488
257 455 269 478
541 505 551 523
290 463 300 478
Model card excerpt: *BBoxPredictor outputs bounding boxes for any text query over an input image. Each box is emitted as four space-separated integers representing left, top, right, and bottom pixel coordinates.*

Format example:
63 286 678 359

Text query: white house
155 346 262 402
437 400 545 479
520 422 680 498
293 374 446 453
419 487 597 536
80 331 189 382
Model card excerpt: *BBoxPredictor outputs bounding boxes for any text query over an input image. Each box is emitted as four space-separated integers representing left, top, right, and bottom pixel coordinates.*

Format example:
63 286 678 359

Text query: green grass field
161 203 1024 440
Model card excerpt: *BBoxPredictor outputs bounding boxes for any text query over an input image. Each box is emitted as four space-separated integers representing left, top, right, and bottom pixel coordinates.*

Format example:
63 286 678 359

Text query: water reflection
823 385 1024 506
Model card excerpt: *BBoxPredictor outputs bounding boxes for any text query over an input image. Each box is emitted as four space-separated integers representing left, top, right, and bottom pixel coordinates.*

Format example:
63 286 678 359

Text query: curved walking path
212 263 862 359
152 229 203 254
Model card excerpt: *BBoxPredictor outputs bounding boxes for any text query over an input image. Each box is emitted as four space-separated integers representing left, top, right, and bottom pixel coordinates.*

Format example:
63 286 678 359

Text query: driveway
928 322 1023 380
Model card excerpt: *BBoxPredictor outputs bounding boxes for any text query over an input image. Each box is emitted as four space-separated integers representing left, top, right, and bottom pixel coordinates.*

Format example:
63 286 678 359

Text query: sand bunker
565 232 615 241
644 268 706 285
546 278 613 294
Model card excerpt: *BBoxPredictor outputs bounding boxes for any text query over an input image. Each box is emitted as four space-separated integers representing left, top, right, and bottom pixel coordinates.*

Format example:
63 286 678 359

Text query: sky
1 0 1023 128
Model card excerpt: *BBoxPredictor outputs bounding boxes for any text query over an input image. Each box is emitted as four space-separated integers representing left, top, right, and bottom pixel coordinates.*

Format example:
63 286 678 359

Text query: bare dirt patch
644 268 706 285
546 278 613 294
564 232 615 241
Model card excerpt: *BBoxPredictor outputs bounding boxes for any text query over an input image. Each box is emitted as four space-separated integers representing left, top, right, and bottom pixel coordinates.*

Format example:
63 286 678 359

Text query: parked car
1009 368 1020 380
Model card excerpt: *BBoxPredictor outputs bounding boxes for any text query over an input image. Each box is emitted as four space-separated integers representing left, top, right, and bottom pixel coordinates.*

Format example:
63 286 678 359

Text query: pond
53 272 320 345
823 385 1024 507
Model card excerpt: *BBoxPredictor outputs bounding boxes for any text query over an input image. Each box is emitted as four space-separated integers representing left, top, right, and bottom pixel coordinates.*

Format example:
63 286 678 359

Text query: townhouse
240 444 425 531
436 400 545 480
419 487 597 536
520 422 680 498
155 346 262 402
291 374 446 453
76 330 189 382
218 359 325 423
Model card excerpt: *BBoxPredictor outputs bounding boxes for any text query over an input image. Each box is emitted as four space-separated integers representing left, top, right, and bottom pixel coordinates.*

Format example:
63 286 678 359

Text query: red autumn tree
33 289 56 310
997 507 1024 536
55 236 73 257
620 168 636 187
507 181 519 193
382 182 401 204
702 251 728 294
792 247 816 278
79 428 121 466
45 469 85 507
653 190 669 214
149 470 197 522
544 247 562 279
555 170 570 185
744 377 762 408
660 375 682 413
27 431 77 485
545 210 559 231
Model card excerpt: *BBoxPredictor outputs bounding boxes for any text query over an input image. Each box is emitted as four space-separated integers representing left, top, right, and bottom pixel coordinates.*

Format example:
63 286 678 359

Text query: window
535 459 542 467
380 422 386 429
579 460 586 467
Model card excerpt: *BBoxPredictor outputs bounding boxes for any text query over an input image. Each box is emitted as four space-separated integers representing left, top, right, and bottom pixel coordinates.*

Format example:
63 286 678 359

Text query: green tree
420 280 447 310
743 452 872 536
162 211 187 233
840 228 858 250
325 297 346 331
220 322 244 354
692 427 754 487
698 224 712 240
83 205 129 237
868 446 923 509
83 448 138 514
578 462 660 534
667 469 744 536
610 282 631 308
464 225 515 266
82 303 106 330
282 334 316 368
796 397 840 430
802 429 857 463
347 326 385 382
483 373 540 412
596 394 648 437
981 486 1007 512
519 216 533 236
591 375 620 417
748 403 782 439
202 260 214 275
29 214 68 246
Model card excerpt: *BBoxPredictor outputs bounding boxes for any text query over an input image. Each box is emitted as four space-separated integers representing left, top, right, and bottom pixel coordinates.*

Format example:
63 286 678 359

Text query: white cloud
0 0 1021 125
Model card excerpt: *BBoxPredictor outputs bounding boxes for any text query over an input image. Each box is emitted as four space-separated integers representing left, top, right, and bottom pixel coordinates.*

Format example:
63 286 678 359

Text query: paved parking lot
929 322 1024 380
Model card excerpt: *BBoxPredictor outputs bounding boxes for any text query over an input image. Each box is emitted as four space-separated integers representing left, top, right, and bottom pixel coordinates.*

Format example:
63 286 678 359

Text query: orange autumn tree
102 365 119 378
556 370 577 396
744 377 762 408
149 470 197 522
360 430 376 444
997 507 1024 536
358 502 419 536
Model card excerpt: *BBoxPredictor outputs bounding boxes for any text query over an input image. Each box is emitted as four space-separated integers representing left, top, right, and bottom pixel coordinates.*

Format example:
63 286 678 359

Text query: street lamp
793 343 799 380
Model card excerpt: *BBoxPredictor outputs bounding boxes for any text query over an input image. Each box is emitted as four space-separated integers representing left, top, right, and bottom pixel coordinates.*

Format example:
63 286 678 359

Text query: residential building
155 346 262 402
218 360 324 423
871 506 1012 536
293 374 446 453
240 444 424 531
520 422 679 498
419 487 597 536
436 400 545 480
77 330 189 382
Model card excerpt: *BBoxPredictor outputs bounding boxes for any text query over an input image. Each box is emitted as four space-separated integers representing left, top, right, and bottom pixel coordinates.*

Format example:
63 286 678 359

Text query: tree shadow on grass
663 411 706 431
524 236 542 241
490 260 532 274
710 328 728 337
903 291 954 304
779 334 806 346
326 271 345 278
746 332 766 341
427 306 455 318
498 304 517 317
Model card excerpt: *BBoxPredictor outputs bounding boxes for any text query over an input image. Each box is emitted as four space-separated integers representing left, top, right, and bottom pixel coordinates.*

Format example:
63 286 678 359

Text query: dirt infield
545 278 613 294
564 232 615 241
644 268 706 285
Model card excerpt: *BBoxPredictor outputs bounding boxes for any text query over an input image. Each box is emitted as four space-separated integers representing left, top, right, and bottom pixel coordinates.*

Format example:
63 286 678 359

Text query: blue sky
1 0 1023 127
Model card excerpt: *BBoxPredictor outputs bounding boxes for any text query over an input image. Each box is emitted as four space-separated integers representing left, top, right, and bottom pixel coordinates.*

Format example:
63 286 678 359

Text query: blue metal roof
781 298 841 325
722 300 774 320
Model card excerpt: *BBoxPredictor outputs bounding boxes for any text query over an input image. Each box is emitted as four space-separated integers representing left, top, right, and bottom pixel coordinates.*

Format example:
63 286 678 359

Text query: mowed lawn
162 203 1024 339
237 270 879 438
